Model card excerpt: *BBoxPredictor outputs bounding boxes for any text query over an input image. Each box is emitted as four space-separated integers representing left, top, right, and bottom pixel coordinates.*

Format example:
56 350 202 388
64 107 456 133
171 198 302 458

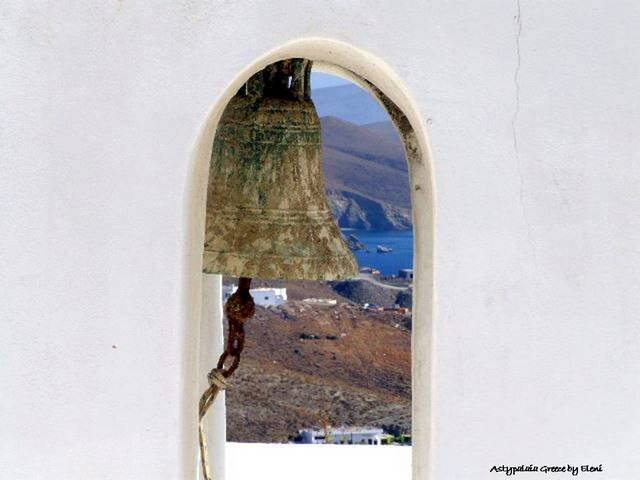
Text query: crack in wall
512 0 538 269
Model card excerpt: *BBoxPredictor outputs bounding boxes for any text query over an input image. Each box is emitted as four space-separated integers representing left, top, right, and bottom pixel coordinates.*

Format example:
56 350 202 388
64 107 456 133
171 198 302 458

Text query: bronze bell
203 59 358 280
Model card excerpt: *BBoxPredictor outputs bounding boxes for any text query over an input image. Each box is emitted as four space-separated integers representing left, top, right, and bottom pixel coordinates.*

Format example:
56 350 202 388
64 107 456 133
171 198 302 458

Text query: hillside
226 301 411 442
322 117 406 173
320 117 411 231
363 120 400 139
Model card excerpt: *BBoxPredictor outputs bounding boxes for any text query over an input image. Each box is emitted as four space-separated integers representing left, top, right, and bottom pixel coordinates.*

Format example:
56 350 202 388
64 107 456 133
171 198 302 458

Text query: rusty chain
199 277 255 480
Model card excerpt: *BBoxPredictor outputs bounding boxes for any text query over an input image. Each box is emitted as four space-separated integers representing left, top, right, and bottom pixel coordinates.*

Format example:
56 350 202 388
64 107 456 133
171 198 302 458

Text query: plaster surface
226 443 411 480
199 274 226 480
2 1 639 479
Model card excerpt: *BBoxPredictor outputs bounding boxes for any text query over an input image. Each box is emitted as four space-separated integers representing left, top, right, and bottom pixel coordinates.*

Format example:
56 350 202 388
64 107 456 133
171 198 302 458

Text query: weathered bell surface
203 59 358 280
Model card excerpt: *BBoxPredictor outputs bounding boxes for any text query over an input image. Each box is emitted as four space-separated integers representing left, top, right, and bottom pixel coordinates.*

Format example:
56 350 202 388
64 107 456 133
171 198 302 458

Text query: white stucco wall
200 274 226 480
226 443 411 480
2 1 639 479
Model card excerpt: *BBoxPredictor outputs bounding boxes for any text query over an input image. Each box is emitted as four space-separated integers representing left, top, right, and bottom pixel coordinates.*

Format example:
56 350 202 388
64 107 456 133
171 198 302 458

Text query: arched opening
183 38 434 480
220 68 412 449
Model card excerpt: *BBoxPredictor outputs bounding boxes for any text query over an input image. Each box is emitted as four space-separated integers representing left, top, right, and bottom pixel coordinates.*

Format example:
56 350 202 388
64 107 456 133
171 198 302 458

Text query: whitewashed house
298 427 386 445
223 285 287 307
398 269 414 280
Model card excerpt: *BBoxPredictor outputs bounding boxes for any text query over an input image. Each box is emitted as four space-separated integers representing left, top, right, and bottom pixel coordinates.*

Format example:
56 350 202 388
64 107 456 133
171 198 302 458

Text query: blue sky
310 71 350 90
310 71 389 125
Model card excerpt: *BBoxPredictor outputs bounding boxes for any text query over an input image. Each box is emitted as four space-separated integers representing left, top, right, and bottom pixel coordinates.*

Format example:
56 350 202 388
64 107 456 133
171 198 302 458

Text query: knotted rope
198 368 227 480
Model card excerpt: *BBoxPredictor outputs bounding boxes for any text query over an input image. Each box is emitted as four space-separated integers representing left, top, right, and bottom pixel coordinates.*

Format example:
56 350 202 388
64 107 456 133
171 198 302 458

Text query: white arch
183 37 436 480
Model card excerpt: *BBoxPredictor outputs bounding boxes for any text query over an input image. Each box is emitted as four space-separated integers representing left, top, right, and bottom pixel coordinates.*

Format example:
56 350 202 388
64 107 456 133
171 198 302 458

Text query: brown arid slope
320 117 411 231
225 281 411 443
322 117 406 173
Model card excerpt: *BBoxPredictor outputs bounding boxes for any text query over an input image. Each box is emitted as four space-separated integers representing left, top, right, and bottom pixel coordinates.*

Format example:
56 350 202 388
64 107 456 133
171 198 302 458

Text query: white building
298 427 386 445
223 285 287 307
398 268 414 280
3 2 639 480
301 298 337 307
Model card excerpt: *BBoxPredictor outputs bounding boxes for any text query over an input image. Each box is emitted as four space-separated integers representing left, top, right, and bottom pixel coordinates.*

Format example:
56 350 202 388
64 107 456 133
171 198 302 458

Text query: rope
198 368 227 480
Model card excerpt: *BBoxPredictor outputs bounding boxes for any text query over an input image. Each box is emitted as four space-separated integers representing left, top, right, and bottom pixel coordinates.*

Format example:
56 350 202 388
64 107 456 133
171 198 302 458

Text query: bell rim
202 249 359 281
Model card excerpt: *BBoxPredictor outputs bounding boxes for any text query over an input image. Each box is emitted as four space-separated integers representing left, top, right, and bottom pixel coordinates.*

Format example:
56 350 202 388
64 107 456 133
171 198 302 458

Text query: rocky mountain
321 116 411 231
362 120 401 139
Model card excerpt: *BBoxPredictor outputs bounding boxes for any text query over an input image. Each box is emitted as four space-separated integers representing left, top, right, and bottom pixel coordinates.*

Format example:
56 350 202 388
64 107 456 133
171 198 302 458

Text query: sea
343 229 414 276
